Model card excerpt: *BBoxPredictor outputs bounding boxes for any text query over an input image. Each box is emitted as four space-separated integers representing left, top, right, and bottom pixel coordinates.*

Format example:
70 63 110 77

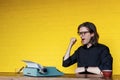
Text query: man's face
78 27 94 45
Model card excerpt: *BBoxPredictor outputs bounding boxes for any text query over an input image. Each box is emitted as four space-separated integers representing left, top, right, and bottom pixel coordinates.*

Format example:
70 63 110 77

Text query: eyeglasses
78 31 90 35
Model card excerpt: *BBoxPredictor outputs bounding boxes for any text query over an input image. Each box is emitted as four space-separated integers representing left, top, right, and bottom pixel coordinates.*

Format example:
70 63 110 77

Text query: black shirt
62 43 113 70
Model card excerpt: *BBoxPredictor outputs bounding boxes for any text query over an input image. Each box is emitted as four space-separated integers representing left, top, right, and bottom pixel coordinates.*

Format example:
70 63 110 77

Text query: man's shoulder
96 43 109 49
76 45 84 51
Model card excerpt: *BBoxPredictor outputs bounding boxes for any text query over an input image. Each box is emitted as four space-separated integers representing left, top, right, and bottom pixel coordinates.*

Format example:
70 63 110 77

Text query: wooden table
0 72 120 80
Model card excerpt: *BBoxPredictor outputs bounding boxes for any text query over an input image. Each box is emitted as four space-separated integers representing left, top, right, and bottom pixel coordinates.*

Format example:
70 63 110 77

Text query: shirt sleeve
62 50 78 67
99 46 113 70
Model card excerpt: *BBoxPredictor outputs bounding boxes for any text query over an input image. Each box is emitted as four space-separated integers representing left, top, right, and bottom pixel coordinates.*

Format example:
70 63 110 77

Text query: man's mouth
82 38 85 41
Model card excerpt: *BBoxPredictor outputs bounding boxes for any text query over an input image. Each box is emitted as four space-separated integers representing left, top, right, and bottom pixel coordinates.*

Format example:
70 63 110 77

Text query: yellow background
0 0 120 75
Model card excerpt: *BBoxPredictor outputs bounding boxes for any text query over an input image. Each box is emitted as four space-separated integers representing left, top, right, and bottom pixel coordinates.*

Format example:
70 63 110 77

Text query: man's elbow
62 63 70 67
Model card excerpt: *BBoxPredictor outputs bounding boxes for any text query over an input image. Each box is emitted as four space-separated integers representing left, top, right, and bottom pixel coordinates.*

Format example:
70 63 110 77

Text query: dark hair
78 22 99 45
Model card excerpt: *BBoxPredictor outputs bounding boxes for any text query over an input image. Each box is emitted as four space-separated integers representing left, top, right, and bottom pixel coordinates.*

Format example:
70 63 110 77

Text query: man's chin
82 42 87 45
82 43 89 46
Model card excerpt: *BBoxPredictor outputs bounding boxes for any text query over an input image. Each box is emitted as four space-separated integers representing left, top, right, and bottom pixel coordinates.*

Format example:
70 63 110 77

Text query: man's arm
63 38 77 61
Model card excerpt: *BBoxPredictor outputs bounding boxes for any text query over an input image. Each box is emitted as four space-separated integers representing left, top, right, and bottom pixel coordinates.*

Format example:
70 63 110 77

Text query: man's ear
91 33 94 37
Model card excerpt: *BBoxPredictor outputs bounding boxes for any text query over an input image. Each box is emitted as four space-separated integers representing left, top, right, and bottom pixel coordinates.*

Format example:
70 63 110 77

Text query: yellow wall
0 0 120 75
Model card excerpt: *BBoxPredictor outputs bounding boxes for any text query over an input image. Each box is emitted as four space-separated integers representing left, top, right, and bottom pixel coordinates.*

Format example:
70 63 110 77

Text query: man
62 22 113 76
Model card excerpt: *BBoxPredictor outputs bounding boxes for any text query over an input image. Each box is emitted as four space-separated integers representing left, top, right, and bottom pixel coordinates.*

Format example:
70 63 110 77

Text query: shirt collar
82 43 98 49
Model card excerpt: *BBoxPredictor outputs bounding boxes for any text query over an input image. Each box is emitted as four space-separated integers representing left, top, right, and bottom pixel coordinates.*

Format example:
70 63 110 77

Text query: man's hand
75 67 85 73
69 37 77 46
87 67 102 74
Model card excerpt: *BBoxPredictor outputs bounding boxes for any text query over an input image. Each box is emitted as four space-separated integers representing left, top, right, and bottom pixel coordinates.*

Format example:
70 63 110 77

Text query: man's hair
78 22 99 45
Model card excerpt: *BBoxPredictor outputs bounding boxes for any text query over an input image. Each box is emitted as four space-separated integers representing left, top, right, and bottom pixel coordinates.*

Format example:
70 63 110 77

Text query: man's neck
87 43 92 48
